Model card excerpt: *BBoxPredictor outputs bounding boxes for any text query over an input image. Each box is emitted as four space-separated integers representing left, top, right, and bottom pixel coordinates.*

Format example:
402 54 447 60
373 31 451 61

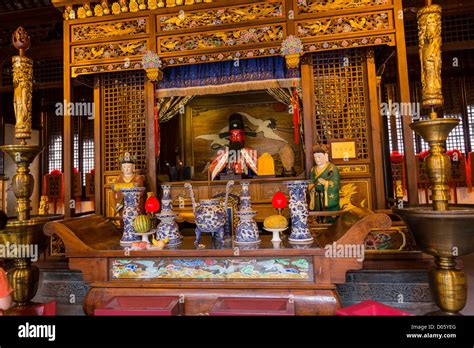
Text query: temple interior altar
0 0 474 320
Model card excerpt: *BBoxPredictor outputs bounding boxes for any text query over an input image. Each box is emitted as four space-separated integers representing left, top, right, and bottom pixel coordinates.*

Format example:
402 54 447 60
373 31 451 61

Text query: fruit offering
133 214 152 233
263 214 288 229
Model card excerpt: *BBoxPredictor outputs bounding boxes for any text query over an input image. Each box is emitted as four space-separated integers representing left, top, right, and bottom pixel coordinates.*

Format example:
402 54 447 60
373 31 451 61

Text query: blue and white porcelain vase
156 184 182 245
235 182 260 244
161 185 173 213
284 180 313 243
120 187 145 246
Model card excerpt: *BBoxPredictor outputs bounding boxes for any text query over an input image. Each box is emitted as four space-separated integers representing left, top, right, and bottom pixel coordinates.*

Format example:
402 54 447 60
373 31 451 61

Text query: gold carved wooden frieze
71 18 148 42
157 1 284 32
161 46 280 66
338 164 369 175
72 39 148 63
297 11 391 38
72 61 143 77
60 0 398 76
296 0 391 15
303 34 394 51
158 24 285 55
64 0 215 20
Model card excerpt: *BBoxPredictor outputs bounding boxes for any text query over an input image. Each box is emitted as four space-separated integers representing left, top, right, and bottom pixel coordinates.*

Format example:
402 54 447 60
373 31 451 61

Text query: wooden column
63 19 74 217
366 48 386 209
300 56 316 178
145 12 158 195
394 0 419 205
93 76 102 215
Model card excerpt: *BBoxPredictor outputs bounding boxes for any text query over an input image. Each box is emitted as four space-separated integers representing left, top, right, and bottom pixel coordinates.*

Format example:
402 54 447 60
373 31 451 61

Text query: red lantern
272 191 288 210
145 195 160 213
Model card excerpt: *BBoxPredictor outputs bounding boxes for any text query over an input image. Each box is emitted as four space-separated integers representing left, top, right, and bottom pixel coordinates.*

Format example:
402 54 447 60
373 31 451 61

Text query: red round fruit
145 195 160 213
272 191 288 209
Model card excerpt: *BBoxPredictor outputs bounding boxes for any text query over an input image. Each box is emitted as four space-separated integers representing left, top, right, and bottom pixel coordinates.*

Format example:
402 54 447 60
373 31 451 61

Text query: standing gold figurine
11 27 32 144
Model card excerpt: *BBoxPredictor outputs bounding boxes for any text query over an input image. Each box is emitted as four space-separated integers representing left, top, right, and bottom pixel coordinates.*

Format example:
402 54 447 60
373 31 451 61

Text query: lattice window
73 133 79 171
312 49 369 159
47 112 63 173
442 77 466 152
404 12 474 47
1 58 63 87
103 71 146 172
466 76 474 149
82 118 95 185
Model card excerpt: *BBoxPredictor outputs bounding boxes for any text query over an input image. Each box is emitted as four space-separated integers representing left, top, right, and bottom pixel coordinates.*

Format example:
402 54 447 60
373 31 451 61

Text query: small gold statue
130 0 139 12
148 0 158 10
119 0 129 12
418 4 443 110
138 0 147 10
12 27 32 144
38 196 50 215
102 0 111 14
112 152 145 215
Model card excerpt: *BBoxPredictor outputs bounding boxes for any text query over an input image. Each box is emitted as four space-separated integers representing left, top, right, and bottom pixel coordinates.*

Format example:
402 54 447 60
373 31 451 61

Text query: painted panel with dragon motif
71 18 148 42
296 0 391 15
111 257 313 281
157 1 284 33
158 25 285 55
72 39 148 63
297 11 392 39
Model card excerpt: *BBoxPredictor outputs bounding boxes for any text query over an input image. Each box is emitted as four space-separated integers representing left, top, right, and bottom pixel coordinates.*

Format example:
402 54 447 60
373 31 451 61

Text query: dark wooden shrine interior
0 0 473 317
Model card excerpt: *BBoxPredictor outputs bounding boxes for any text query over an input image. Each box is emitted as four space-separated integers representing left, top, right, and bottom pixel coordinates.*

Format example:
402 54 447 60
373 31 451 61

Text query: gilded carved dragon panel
297 12 391 38
159 25 284 54
71 18 148 42
158 1 284 32
297 0 390 14
73 39 148 63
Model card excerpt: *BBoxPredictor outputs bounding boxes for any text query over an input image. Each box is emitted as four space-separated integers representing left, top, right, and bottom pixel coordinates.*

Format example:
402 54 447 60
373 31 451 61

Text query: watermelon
133 215 151 233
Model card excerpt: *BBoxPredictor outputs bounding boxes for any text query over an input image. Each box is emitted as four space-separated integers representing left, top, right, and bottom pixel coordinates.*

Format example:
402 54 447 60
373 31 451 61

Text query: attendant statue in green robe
308 145 340 215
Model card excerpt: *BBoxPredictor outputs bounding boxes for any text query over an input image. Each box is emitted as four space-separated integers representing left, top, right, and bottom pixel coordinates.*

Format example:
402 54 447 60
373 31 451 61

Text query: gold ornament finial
12 27 30 57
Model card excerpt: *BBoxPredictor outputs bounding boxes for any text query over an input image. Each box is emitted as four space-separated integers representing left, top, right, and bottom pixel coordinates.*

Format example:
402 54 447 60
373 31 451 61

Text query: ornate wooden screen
310 48 373 208
312 49 369 159
102 71 147 215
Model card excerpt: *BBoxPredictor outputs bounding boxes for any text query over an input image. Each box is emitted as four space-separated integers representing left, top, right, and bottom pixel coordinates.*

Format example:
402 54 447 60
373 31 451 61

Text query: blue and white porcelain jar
156 211 182 245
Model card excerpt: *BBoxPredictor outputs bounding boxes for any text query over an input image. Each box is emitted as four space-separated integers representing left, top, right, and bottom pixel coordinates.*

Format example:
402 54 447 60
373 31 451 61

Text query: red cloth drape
291 88 300 144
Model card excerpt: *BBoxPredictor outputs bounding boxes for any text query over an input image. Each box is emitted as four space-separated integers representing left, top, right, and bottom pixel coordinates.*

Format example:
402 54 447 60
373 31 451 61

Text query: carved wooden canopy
53 0 397 78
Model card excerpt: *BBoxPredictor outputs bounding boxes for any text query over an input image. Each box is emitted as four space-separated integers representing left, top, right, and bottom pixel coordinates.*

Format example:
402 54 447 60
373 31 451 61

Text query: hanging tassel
154 105 159 157
291 88 300 145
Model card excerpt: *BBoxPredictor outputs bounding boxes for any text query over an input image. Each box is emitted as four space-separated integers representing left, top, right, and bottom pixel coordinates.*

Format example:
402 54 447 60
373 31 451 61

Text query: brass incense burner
0 28 62 306
394 3 474 315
